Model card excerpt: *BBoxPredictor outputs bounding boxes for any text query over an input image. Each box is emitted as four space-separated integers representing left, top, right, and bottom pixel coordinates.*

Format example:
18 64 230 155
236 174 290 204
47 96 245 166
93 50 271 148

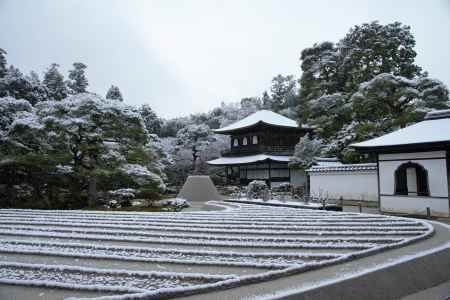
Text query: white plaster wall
378 156 448 197
290 169 306 187
379 151 449 217
380 151 445 161
381 195 449 217
309 171 378 201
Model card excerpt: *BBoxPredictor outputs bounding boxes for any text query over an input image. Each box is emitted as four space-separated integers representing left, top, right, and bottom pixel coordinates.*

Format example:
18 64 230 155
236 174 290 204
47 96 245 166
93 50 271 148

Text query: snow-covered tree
297 41 341 125
14 93 162 205
25 71 48 104
174 124 215 173
159 117 189 137
0 66 30 99
0 97 34 148
289 134 323 169
43 63 68 101
296 21 449 162
105 85 123 101
351 73 449 128
309 93 351 138
67 62 88 94
0 48 7 78
339 21 422 92
140 104 162 134
268 74 297 112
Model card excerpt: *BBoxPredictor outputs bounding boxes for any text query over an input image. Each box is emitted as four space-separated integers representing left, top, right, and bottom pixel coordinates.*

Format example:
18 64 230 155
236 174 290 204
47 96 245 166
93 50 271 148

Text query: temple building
207 110 312 187
352 109 450 217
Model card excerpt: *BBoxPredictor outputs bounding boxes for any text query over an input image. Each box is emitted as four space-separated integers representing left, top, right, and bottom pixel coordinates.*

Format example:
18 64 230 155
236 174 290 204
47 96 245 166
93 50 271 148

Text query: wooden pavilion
207 110 311 187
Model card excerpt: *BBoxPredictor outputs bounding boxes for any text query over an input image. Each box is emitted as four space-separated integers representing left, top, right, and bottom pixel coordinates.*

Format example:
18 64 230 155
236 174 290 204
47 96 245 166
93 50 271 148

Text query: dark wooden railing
221 145 294 157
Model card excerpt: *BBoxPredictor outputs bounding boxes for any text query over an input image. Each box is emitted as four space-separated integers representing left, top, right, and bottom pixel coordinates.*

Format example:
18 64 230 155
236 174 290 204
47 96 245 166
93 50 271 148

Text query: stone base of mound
178 176 223 202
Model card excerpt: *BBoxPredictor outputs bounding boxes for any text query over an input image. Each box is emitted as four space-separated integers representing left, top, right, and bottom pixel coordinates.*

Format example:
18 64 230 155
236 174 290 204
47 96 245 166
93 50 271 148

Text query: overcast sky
1 0 449 118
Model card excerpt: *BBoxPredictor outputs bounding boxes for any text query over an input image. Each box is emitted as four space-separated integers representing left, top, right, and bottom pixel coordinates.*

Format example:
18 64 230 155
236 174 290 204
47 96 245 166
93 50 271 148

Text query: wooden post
268 160 272 189
446 150 450 217
426 207 431 219
376 153 381 213
226 166 229 185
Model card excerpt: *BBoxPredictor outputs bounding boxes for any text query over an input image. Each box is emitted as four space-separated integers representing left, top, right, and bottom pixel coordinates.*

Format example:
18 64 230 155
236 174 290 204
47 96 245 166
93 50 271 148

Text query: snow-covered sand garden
0 202 439 299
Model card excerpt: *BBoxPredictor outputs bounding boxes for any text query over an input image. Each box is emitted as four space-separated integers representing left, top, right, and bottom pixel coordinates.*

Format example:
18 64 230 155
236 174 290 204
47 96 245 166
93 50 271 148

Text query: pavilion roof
207 154 291 166
214 110 310 134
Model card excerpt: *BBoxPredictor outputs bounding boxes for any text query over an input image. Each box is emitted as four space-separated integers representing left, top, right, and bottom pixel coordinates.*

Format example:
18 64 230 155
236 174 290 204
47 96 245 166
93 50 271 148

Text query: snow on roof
313 157 343 167
351 117 450 149
307 163 377 173
214 110 305 133
207 154 291 166
424 109 450 120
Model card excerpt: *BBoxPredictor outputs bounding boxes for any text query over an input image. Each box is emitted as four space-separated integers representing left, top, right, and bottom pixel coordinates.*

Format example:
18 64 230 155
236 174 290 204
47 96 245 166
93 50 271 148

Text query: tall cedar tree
43 63 68 101
0 48 7 78
67 62 89 94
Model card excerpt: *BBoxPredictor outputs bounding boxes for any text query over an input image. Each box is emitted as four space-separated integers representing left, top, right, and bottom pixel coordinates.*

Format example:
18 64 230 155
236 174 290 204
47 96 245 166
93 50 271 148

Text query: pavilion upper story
214 110 312 157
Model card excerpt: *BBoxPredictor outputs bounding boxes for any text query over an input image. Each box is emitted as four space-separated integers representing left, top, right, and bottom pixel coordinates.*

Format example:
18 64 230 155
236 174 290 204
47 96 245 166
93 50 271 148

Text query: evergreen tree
269 74 296 112
297 41 341 126
26 71 48 104
140 104 162 135
261 91 271 109
338 21 421 92
297 21 449 162
0 48 7 78
43 63 68 101
1 66 32 100
67 62 88 94
4 93 161 207
351 73 449 127
289 134 323 169
175 124 214 171
105 85 123 101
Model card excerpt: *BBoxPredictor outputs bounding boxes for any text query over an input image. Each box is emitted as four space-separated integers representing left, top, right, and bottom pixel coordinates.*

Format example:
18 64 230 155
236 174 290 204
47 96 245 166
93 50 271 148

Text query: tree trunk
88 176 97 208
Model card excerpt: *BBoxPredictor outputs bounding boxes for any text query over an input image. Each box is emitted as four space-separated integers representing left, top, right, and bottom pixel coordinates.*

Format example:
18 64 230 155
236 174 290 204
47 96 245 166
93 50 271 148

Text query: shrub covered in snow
101 189 137 208
272 183 291 193
159 198 190 208
246 180 269 200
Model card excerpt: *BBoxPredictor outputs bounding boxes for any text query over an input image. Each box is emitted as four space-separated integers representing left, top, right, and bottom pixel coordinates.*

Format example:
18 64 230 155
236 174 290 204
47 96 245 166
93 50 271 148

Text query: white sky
1 0 449 118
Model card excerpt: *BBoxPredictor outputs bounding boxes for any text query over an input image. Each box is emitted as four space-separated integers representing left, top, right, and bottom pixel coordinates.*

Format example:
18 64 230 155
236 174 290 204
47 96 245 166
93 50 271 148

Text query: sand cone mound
178 176 223 202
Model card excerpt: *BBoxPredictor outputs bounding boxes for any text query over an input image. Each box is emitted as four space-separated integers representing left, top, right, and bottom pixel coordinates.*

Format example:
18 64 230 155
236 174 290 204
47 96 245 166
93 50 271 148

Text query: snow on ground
0 202 434 300
226 198 335 209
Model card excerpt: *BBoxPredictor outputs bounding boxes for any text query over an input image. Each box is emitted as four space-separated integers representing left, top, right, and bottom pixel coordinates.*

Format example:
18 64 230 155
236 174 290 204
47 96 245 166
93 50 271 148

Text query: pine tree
43 63 68 101
105 85 123 101
289 134 323 169
0 48 7 78
67 62 88 94
296 21 447 162
269 74 296 112
1 66 32 100
338 21 422 92
140 104 162 135
26 71 48 104
297 41 341 126
351 73 449 127
261 91 271 109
